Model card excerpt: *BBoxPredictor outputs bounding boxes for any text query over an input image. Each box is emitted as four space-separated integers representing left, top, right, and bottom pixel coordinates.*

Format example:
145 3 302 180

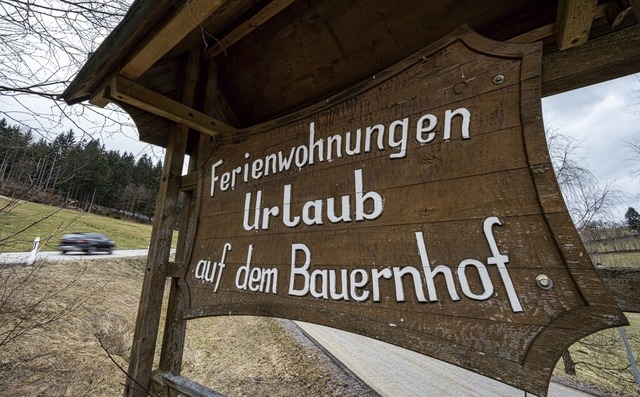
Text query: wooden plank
106 75 237 137
541 24 640 96
61 0 176 103
214 1 549 126
124 50 200 397
167 261 184 278
597 268 640 313
159 61 225 392
508 3 607 44
153 370 226 397
125 118 189 397
155 51 202 396
631 0 640 22
121 0 226 80
181 172 199 191
205 0 296 59
554 0 598 50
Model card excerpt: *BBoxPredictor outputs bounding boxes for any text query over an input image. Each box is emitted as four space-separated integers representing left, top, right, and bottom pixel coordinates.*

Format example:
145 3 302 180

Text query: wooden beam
630 0 640 22
554 0 598 50
166 261 184 278
509 3 608 44
205 0 296 59
153 371 225 397
541 24 640 97
121 0 226 80
105 75 236 136
124 50 200 397
180 172 198 191
607 0 634 28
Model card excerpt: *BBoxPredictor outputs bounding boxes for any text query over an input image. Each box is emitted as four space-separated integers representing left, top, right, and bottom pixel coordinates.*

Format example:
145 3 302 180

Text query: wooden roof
62 0 640 149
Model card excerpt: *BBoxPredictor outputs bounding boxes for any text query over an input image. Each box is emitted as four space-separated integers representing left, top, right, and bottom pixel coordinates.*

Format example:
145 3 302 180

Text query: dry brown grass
0 258 372 397
0 258 143 396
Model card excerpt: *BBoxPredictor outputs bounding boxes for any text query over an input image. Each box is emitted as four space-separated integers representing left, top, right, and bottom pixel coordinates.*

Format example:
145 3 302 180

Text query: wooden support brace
509 3 608 44
124 49 201 397
158 61 224 394
631 0 640 22
166 261 184 278
205 0 296 59
105 75 236 137
153 370 226 397
541 24 640 96
180 172 199 191
121 0 226 79
554 0 598 49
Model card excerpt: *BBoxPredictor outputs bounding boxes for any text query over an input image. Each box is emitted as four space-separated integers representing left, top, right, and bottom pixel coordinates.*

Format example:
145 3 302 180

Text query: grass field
0 196 162 252
583 228 640 268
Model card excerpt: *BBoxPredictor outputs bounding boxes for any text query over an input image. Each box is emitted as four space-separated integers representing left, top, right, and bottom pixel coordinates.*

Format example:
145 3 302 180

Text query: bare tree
545 128 628 377
546 129 623 231
0 0 137 142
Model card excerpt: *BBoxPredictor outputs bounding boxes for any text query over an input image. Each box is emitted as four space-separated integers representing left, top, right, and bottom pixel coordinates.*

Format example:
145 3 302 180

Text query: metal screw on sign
493 74 505 85
535 274 553 290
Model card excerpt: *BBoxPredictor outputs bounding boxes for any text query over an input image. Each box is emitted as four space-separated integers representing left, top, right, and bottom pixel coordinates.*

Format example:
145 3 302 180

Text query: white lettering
355 169 384 221
289 243 311 296
444 107 471 141
388 117 409 158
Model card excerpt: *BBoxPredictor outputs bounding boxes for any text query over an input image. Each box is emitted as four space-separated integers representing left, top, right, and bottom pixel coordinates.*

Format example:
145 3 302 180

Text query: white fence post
27 237 40 266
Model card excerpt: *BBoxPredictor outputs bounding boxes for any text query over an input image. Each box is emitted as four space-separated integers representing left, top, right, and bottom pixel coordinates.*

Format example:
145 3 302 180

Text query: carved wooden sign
183 27 626 395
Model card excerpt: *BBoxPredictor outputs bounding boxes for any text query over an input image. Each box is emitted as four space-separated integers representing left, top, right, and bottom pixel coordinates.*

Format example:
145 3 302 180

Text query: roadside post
27 236 40 266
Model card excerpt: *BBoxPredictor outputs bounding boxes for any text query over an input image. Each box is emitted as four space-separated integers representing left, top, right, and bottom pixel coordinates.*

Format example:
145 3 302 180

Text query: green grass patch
0 196 175 252
590 251 640 268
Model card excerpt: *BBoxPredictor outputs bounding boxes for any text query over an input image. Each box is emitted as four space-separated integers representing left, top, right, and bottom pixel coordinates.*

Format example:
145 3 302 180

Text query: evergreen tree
0 120 162 221
625 207 640 232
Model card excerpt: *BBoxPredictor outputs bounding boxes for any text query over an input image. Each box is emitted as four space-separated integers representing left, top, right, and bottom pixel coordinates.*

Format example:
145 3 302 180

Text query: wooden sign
182 27 626 396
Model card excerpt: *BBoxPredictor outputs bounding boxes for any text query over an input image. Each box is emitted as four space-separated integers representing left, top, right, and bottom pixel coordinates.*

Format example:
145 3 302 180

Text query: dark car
58 233 115 254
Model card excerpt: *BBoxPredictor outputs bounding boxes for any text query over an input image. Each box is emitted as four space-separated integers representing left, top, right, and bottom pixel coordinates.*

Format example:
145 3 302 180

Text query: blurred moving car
58 233 115 254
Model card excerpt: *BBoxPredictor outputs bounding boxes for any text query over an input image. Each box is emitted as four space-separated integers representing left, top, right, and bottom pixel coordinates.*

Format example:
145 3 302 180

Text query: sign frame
178 26 627 396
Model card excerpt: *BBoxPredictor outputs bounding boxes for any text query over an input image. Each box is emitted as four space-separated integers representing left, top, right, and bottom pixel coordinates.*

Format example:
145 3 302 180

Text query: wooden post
157 134 208 397
157 61 221 396
124 49 201 397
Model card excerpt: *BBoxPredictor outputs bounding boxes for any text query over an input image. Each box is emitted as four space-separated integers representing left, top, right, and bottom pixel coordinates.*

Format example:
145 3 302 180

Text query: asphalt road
296 322 593 397
0 249 151 264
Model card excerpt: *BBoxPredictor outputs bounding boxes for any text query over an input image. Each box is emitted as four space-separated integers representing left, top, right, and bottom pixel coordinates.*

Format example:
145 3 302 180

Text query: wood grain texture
554 0 598 49
205 0 297 58
106 75 237 137
124 50 201 397
121 0 226 79
542 24 640 96
181 27 627 396
153 370 225 397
